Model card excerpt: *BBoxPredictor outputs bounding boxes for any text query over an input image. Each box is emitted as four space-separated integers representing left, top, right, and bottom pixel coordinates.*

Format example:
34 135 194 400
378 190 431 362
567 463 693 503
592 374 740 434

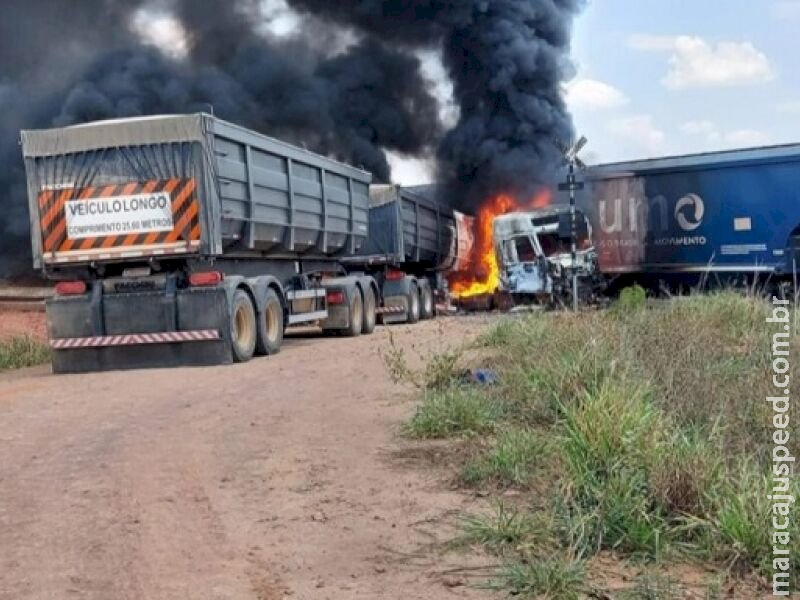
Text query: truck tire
256 288 284 356
345 289 364 337
406 283 421 324
420 283 435 320
362 287 377 335
231 289 257 363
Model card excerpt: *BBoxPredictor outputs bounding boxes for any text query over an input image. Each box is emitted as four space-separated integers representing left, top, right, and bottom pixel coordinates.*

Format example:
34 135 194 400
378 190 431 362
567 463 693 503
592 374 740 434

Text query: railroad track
0 289 51 312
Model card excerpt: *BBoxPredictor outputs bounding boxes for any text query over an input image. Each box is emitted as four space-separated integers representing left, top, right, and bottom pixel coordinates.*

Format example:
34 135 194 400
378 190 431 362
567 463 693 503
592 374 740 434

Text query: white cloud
132 10 189 59
565 78 629 112
680 120 770 149
664 37 775 89
771 0 800 19
607 115 666 155
418 49 459 128
629 34 775 90
387 152 435 186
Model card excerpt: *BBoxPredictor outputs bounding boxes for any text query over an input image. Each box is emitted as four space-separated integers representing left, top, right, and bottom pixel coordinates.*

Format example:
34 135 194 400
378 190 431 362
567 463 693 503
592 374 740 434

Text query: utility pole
559 136 588 312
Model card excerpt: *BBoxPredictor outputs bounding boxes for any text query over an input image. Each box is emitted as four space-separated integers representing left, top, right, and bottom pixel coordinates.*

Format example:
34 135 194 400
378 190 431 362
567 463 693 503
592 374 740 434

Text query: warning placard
65 192 173 240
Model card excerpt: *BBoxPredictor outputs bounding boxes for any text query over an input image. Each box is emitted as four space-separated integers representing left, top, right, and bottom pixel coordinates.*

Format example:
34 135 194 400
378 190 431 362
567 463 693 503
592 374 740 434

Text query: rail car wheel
362 287 377 335
231 289 257 363
256 289 284 356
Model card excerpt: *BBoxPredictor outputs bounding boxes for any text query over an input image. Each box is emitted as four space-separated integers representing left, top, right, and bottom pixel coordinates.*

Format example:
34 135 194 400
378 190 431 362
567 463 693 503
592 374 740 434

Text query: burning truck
445 189 601 308
492 207 599 305
447 141 800 305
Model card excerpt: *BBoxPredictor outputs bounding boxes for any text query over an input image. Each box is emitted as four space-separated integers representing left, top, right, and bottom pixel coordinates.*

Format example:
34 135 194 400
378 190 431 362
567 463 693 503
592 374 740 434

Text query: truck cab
493 207 598 304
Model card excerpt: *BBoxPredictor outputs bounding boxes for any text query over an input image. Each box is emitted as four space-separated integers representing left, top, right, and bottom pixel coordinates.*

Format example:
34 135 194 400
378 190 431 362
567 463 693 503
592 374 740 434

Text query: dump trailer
22 114 380 373
581 144 800 285
342 184 471 323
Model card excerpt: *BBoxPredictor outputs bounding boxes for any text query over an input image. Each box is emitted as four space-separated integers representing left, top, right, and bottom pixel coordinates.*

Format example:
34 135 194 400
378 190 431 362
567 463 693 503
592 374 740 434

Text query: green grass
461 428 550 487
0 336 50 370
489 558 586 599
405 386 501 439
399 291 799 594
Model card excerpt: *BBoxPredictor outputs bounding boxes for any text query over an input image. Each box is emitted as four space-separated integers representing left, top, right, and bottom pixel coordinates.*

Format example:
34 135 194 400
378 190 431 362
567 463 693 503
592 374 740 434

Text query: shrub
613 284 647 315
0 336 50 370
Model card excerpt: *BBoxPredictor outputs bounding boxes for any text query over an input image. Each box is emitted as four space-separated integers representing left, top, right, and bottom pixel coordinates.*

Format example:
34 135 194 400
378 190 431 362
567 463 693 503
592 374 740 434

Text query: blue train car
581 144 800 279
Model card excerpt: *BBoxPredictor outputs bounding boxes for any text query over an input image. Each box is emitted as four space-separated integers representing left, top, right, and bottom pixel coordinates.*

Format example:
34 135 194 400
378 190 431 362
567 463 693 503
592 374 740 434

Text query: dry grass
399 291 798 596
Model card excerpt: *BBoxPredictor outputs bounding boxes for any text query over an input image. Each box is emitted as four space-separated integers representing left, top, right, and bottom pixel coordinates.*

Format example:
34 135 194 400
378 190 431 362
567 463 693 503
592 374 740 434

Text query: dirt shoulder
0 317 496 600
0 309 46 343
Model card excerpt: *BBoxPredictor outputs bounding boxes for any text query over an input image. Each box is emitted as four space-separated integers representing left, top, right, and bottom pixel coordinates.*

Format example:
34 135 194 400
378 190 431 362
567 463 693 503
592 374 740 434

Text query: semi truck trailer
342 184 471 323
22 114 385 373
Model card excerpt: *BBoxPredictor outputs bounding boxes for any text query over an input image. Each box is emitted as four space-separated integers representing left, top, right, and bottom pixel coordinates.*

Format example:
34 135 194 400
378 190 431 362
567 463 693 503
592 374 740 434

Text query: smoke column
0 0 583 277
284 0 584 210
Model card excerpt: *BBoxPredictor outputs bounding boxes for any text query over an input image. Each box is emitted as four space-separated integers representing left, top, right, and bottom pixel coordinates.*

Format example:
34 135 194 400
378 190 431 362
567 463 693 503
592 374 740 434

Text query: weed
612 284 647 316
460 503 538 556
461 428 550 488
0 336 50 370
489 558 586 599
618 571 681 599
405 386 500 439
380 330 464 390
407 292 795 593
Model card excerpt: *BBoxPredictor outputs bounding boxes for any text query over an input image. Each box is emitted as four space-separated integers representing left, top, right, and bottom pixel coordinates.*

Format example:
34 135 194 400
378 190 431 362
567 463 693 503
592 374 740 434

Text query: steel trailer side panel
210 119 370 258
582 145 800 275
356 185 459 269
22 114 373 269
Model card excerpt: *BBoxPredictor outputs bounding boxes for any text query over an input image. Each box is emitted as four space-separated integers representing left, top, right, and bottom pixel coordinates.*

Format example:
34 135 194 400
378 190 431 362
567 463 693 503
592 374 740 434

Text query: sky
568 0 800 166
392 0 800 182
134 0 800 184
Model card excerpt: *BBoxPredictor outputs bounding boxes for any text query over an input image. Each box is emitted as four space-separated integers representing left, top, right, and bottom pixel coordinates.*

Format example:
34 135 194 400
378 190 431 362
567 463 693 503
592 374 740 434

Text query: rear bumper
47 286 232 373
50 330 221 350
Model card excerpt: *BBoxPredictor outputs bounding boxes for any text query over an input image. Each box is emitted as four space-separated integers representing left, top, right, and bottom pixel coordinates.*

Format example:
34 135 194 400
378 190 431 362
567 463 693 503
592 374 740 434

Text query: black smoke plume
0 0 441 277
285 0 583 211
0 0 582 277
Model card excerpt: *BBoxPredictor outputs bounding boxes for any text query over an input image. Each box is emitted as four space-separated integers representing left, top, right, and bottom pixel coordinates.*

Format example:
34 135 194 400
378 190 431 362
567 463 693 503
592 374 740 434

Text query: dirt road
0 318 495 600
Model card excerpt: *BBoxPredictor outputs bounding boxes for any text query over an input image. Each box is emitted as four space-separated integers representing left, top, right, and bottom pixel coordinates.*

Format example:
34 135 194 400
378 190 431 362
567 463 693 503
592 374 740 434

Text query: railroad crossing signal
561 136 589 312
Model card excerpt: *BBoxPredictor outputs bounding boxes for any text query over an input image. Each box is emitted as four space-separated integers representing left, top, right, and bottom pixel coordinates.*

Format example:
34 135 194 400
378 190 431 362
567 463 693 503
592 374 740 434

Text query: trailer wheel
231 289 257 363
406 284 421 324
345 289 364 337
420 284 434 320
362 287 377 335
256 289 284 356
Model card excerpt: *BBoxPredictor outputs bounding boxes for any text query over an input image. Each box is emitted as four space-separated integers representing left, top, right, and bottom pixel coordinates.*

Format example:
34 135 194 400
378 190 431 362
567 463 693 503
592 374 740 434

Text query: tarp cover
21 114 208 158
23 115 220 267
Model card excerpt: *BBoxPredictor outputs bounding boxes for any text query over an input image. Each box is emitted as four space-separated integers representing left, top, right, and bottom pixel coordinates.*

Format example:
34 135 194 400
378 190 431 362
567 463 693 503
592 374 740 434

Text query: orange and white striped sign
38 178 202 263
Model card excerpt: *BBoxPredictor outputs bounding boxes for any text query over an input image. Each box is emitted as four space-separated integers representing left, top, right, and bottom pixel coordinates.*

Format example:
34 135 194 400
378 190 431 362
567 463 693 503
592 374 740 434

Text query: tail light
189 271 224 287
385 269 405 282
326 290 346 305
55 281 87 296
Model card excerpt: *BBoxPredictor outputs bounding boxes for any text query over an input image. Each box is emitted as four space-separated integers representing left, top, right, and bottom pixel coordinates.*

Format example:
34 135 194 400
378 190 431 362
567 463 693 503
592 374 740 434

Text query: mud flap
48 288 232 374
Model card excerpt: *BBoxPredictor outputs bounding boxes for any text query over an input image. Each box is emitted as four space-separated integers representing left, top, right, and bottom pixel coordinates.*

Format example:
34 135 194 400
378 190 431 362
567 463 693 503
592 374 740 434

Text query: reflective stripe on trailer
50 330 220 350
375 305 406 315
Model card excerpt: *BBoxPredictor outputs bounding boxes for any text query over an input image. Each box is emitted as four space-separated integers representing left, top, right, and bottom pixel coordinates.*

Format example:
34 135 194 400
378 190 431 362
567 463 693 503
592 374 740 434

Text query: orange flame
448 189 551 299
